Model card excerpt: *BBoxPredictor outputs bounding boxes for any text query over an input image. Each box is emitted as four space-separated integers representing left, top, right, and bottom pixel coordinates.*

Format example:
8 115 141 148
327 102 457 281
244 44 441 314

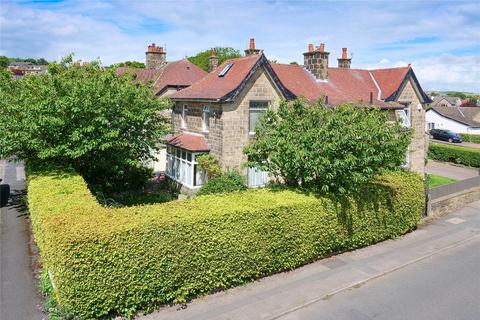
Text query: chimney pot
370 92 373 104
319 43 325 52
249 38 255 49
308 44 314 52
245 38 261 55
342 48 347 59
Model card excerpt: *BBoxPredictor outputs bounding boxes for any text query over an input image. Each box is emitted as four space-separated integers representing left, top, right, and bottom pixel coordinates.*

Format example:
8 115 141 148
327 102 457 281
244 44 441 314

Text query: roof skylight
218 63 233 77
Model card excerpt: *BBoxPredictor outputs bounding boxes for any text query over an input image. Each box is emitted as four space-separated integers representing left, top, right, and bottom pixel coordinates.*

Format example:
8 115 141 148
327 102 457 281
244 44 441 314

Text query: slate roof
430 106 480 128
116 59 207 96
431 96 461 107
166 132 210 152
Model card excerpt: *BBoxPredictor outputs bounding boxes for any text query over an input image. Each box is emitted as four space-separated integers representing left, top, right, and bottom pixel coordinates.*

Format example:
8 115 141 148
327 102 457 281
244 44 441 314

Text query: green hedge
460 133 480 144
428 143 480 167
28 168 424 319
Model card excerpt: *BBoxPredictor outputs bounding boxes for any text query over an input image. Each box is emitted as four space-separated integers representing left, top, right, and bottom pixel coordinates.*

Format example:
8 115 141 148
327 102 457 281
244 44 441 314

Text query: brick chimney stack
337 48 352 69
208 48 218 72
303 42 330 80
245 38 262 56
145 43 166 69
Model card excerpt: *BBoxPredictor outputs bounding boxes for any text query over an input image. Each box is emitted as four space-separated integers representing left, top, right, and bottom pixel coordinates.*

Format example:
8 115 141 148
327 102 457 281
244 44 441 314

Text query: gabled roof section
116 59 207 96
372 67 432 104
429 106 480 128
170 53 295 102
370 67 410 100
272 64 400 108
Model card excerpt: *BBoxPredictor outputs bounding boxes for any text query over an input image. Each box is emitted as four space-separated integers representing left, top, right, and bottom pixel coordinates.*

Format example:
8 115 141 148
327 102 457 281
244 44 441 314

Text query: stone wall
397 80 426 175
428 187 480 217
221 68 282 172
172 102 224 159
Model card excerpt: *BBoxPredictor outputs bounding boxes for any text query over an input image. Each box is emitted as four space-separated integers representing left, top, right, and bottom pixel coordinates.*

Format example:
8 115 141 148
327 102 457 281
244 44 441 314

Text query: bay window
166 146 206 188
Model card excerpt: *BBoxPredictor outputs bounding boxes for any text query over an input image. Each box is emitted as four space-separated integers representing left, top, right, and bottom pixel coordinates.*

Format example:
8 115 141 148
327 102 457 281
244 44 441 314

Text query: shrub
196 154 222 179
196 171 247 196
428 143 480 167
244 100 412 194
460 133 480 144
28 167 424 319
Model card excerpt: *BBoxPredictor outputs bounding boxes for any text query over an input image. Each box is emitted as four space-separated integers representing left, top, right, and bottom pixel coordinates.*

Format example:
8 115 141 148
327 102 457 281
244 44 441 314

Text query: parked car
429 129 463 143
0 178 10 208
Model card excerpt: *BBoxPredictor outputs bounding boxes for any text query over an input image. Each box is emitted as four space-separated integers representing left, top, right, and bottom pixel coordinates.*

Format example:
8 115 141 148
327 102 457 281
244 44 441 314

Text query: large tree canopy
0 56 170 192
244 100 412 194
187 47 241 72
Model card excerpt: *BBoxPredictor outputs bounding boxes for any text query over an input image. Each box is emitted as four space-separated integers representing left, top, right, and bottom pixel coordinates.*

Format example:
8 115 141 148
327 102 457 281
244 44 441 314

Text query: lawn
428 174 458 189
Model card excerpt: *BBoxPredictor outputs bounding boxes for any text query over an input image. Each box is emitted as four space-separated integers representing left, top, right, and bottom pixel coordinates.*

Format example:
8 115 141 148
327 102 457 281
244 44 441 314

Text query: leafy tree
196 154 222 179
244 100 412 194
0 55 170 193
289 61 299 65
114 60 146 68
446 91 467 99
36 58 49 65
0 56 9 68
187 47 241 72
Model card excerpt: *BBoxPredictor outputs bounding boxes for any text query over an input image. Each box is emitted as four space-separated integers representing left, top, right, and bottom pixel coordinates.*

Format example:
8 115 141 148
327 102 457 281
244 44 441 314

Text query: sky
0 0 479 92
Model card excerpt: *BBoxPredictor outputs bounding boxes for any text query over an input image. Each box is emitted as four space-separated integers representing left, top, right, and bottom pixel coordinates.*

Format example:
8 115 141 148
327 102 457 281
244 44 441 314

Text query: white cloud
0 0 479 92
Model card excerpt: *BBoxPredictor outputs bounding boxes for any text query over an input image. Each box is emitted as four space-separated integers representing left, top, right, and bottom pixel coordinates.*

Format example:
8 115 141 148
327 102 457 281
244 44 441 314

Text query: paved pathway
426 160 479 180
143 201 480 320
0 160 45 320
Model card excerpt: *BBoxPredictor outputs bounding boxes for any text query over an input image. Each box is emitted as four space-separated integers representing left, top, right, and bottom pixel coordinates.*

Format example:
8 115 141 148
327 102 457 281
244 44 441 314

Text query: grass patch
428 174 458 188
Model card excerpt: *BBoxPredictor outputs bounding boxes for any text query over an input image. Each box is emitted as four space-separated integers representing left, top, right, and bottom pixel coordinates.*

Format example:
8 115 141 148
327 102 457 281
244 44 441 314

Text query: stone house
167 39 432 190
116 44 207 172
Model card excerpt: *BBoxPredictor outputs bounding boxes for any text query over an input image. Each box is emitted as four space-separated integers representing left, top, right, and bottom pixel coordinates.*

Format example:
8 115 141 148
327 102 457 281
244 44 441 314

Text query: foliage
197 171 247 196
112 60 146 68
289 61 299 65
0 56 9 68
27 166 423 319
460 133 480 144
4 56 49 65
0 55 170 193
428 143 480 167
196 154 222 179
187 47 241 72
244 100 412 194
446 91 467 99
427 174 457 189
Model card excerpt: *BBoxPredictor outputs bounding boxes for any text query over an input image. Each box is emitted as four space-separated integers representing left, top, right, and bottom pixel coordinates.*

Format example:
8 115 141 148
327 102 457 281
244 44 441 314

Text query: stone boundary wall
427 176 480 217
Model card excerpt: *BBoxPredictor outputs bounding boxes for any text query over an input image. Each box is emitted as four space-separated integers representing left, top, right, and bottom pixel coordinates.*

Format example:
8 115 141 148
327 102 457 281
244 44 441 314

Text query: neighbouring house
426 106 480 134
167 39 432 190
8 61 48 79
430 95 462 108
116 44 207 172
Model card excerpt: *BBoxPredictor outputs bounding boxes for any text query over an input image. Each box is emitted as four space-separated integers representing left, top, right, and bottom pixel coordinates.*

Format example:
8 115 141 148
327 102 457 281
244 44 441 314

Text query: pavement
430 138 480 149
143 200 480 320
0 160 45 320
426 160 479 180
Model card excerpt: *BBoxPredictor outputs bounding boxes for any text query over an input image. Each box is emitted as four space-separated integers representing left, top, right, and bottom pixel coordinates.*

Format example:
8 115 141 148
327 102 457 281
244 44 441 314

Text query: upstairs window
249 101 269 134
181 105 187 128
218 63 233 77
202 106 210 132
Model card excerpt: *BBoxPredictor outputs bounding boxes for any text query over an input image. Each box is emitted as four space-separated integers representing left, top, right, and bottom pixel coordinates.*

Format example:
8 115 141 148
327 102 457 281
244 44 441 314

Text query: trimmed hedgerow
28 168 424 319
428 143 480 167
460 133 480 144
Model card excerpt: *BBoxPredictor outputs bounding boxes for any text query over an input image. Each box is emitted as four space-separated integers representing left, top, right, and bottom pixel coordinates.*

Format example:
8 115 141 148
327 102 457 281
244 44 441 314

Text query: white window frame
202 106 210 132
165 146 206 188
397 108 411 127
249 101 269 135
181 105 187 129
